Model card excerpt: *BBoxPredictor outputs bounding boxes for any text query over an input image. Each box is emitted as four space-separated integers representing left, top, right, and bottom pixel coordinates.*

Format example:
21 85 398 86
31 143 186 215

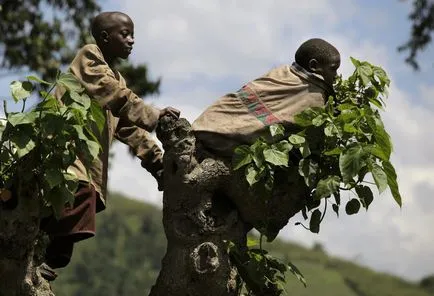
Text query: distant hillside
51 193 434 296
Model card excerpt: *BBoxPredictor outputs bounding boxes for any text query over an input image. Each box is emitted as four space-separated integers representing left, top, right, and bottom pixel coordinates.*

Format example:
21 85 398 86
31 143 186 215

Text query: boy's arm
114 118 163 179
70 45 160 131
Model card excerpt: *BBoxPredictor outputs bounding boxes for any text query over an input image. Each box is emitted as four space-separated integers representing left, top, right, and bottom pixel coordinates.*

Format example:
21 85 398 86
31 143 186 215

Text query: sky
1 0 434 282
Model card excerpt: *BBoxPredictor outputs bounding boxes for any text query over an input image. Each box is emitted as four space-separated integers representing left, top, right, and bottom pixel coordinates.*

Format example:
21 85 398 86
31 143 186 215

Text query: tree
148 59 401 296
399 0 434 70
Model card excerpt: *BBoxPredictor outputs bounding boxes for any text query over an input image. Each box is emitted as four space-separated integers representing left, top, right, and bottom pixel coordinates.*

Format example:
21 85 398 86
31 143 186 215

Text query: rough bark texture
149 117 247 296
0 181 53 296
150 116 307 296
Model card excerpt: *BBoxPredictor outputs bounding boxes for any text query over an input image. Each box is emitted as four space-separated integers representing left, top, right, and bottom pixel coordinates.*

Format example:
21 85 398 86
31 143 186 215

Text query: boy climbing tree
39 11 180 281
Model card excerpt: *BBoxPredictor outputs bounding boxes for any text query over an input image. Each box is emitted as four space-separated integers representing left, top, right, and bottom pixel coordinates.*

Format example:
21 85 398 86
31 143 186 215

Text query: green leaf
10 81 32 102
89 100 105 133
371 163 388 194
315 176 340 199
332 204 339 217
37 92 59 111
289 134 305 145
7 112 38 126
345 199 360 215
263 148 288 167
373 66 390 86
269 124 285 138
369 144 389 161
294 109 318 127
250 139 266 168
245 164 261 186
86 140 100 161
339 145 366 183
357 63 373 86
343 123 358 133
309 209 321 233
287 262 307 287
299 142 311 158
10 131 36 158
312 115 326 126
44 169 64 189
70 91 91 110
369 97 384 109
233 145 253 170
324 123 342 138
374 125 392 159
298 159 318 187
27 75 51 85
57 72 84 92
355 185 374 209
324 147 343 156
350 57 361 67
273 140 293 154
72 125 88 141
382 161 402 207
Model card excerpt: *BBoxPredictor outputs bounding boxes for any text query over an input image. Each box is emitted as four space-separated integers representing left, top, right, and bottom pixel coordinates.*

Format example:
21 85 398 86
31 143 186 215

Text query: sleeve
114 118 163 176
70 45 161 132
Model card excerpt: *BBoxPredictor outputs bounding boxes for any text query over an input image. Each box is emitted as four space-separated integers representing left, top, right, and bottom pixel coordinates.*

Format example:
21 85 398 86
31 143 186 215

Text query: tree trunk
150 117 307 296
149 117 247 296
0 181 53 296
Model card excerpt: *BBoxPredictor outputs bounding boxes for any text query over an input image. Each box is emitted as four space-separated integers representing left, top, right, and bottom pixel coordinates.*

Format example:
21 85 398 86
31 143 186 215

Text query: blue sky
1 0 434 282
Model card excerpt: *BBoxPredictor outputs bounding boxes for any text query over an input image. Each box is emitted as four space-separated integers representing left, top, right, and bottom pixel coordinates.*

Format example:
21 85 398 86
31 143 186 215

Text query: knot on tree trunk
191 242 220 274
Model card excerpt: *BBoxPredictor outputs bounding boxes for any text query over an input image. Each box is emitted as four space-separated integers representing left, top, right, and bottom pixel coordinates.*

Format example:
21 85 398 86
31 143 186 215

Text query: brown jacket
59 44 162 211
192 63 332 156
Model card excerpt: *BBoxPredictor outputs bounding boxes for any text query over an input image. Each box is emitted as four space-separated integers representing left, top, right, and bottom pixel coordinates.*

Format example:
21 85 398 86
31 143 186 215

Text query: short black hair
91 11 131 41
295 38 340 69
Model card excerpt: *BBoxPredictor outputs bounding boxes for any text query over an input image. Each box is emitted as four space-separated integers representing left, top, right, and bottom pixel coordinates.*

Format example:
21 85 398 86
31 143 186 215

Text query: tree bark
149 117 247 296
150 116 308 296
0 181 53 296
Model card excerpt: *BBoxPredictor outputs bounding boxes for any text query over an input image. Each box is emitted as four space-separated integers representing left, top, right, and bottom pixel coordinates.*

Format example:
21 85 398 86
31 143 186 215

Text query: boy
192 38 340 156
39 11 180 280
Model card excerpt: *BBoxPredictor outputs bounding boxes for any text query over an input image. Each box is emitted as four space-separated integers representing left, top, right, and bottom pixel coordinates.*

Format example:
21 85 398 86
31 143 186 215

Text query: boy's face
310 54 341 86
104 14 135 60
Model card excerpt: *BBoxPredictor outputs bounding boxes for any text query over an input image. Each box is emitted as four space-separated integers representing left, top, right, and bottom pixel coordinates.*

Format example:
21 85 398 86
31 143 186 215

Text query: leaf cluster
227 237 306 296
398 0 434 70
0 0 100 80
0 73 104 217
232 57 401 236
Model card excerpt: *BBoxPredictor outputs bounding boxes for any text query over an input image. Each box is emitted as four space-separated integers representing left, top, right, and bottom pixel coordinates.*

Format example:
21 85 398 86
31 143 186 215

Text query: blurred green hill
51 192 434 296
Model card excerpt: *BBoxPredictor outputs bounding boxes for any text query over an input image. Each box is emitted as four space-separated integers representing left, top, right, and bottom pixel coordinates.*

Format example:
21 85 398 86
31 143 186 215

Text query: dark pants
40 183 97 268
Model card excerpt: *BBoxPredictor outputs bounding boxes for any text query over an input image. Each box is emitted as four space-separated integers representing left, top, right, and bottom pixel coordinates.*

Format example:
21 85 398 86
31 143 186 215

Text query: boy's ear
308 58 320 73
101 30 109 43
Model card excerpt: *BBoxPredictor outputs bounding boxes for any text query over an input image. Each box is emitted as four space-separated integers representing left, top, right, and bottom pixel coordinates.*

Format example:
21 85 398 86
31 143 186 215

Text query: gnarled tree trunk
0 181 53 296
150 117 307 296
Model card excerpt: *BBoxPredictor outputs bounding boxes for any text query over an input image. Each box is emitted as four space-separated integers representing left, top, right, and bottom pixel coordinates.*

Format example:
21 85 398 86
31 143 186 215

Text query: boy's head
295 38 341 86
91 12 135 64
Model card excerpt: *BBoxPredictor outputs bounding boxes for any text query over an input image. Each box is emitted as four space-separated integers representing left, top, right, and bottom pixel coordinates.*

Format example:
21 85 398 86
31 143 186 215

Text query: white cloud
106 0 434 281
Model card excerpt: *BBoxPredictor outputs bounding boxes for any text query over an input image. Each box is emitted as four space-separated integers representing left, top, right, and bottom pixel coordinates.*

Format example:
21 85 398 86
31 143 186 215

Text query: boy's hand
159 107 180 119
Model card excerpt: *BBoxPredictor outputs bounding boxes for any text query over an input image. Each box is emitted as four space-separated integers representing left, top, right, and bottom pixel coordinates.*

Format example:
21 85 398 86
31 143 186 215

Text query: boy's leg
40 183 97 276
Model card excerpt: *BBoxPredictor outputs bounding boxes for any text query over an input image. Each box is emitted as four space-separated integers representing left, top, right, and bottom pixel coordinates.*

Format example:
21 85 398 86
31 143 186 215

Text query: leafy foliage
233 57 401 239
0 73 104 217
0 0 100 80
227 236 306 296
